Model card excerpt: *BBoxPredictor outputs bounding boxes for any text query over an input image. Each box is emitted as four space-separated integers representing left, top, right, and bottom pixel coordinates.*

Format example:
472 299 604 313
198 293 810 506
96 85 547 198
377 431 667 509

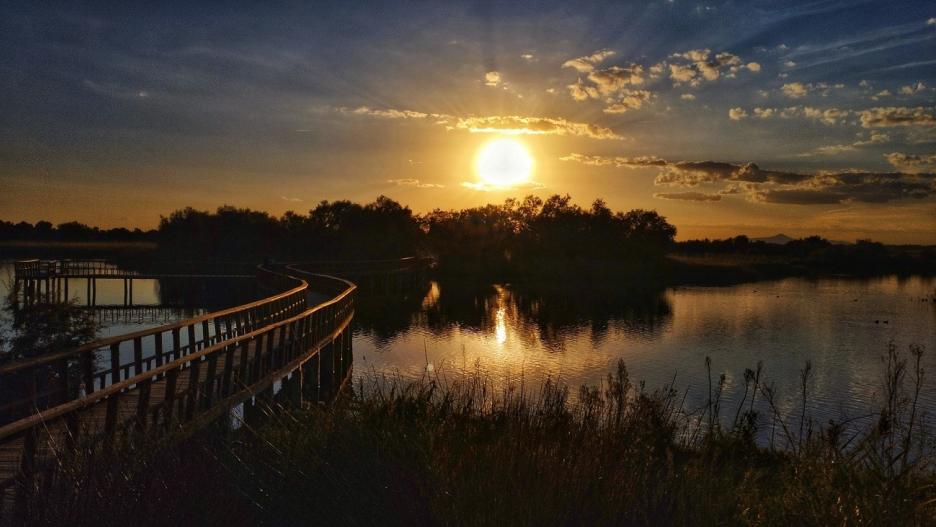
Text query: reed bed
16 344 936 526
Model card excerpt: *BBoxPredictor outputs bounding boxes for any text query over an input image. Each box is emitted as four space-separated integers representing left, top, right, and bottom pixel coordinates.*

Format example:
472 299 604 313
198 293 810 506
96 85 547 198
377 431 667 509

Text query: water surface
353 275 936 428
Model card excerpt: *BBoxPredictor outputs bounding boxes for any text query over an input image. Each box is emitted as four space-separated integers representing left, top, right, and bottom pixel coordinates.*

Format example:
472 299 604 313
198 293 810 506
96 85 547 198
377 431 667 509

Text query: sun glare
474 138 534 187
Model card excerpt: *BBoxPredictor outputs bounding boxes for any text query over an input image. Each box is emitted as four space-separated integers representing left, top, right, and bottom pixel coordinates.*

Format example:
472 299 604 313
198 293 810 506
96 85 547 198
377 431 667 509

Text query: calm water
0 261 258 352
3 258 935 433
353 276 936 427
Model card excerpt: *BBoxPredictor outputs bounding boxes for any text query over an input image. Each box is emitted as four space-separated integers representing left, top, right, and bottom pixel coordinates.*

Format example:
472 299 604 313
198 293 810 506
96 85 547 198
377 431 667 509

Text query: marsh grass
17 344 936 526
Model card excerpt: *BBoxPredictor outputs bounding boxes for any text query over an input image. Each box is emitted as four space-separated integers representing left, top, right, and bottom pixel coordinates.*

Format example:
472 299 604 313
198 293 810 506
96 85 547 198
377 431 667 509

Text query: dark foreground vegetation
21 346 936 526
3 196 935 282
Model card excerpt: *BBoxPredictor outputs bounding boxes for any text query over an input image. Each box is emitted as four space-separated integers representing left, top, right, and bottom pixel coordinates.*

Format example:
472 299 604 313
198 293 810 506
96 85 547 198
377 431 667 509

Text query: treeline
158 197 422 260
155 195 677 276
676 235 936 278
679 234 851 255
422 195 676 276
0 220 155 242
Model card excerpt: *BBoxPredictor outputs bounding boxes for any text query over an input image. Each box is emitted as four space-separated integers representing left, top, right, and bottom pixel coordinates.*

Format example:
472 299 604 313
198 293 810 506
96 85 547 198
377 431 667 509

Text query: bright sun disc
475 138 534 187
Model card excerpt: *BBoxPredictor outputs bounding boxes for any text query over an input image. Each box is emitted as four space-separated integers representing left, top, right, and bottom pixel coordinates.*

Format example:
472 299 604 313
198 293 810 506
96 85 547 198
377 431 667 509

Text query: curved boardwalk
0 259 429 523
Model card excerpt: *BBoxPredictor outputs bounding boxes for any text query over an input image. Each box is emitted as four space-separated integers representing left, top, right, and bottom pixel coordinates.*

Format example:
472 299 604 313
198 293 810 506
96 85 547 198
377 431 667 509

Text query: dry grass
15 345 936 526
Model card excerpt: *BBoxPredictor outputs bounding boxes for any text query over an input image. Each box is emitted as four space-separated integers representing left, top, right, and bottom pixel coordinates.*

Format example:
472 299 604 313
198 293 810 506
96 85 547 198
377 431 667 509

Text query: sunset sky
1 1 934 243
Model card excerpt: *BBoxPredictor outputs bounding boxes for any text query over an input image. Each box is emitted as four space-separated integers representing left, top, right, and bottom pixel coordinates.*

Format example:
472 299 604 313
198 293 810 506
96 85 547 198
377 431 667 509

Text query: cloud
668 63 696 83
885 152 936 173
520 53 535 61
666 49 754 86
782 82 809 98
566 62 649 113
558 153 666 167
729 107 748 120
562 49 616 73
455 115 623 140
280 196 303 202
899 82 927 95
562 153 936 204
740 105 848 125
461 180 545 192
603 89 653 113
753 107 776 118
587 64 645 92
567 78 600 101
346 106 432 119
858 107 936 128
340 106 623 140
802 132 890 156
780 82 845 98
928 18 936 25
680 93 696 101
387 178 444 189
484 71 501 87
801 106 849 125
654 191 722 202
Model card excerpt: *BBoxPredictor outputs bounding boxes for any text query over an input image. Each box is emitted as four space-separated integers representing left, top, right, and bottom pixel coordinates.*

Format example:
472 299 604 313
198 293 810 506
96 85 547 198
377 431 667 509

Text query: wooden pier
12 259 254 308
0 258 430 523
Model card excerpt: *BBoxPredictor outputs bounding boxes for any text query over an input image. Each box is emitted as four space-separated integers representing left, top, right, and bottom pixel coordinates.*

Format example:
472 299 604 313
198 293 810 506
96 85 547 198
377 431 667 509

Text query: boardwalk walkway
0 261 394 523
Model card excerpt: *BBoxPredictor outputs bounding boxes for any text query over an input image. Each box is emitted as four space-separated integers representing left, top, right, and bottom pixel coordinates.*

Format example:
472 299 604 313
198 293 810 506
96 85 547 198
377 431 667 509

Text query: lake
2 258 934 436
353 275 936 431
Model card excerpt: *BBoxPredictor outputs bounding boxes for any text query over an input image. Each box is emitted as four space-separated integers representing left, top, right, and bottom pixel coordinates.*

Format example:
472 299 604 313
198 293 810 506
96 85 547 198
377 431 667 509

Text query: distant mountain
752 234 793 245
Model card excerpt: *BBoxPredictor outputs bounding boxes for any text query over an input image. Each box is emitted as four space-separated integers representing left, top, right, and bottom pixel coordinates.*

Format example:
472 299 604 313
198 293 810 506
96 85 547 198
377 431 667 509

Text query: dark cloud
563 153 936 204
858 107 936 128
654 191 722 201
886 152 936 173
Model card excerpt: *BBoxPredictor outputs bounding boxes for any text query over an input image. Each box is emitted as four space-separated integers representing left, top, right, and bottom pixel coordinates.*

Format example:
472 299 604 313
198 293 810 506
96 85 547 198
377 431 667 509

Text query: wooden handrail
0 268 305 376
0 268 355 442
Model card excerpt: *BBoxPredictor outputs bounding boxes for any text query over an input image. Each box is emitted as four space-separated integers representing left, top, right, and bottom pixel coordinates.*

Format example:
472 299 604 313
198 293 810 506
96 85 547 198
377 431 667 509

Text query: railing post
110 343 121 385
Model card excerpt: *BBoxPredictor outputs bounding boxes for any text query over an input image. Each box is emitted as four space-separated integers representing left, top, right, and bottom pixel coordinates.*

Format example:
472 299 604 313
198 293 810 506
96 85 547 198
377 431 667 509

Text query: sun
474 138 534 187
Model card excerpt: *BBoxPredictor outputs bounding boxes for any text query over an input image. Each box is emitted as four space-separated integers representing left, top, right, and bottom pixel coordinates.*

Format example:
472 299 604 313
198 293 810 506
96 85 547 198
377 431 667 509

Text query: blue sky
1 1 934 242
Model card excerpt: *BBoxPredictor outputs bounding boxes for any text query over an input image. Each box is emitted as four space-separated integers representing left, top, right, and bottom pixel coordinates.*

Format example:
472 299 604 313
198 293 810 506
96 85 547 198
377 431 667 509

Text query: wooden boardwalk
0 262 365 523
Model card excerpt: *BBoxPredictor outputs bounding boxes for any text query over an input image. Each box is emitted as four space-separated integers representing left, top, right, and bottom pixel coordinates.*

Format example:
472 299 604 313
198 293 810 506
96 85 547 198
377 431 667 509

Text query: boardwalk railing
0 266 356 522
13 259 254 279
0 266 308 425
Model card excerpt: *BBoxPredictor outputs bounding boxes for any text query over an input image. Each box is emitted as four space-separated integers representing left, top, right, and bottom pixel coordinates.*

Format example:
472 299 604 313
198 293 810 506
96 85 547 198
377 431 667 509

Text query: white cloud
485 71 501 87
680 93 696 100
520 53 535 61
669 63 696 83
562 49 616 73
753 107 776 119
729 107 748 120
746 62 762 72
782 82 809 98
388 178 444 189
603 89 653 113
